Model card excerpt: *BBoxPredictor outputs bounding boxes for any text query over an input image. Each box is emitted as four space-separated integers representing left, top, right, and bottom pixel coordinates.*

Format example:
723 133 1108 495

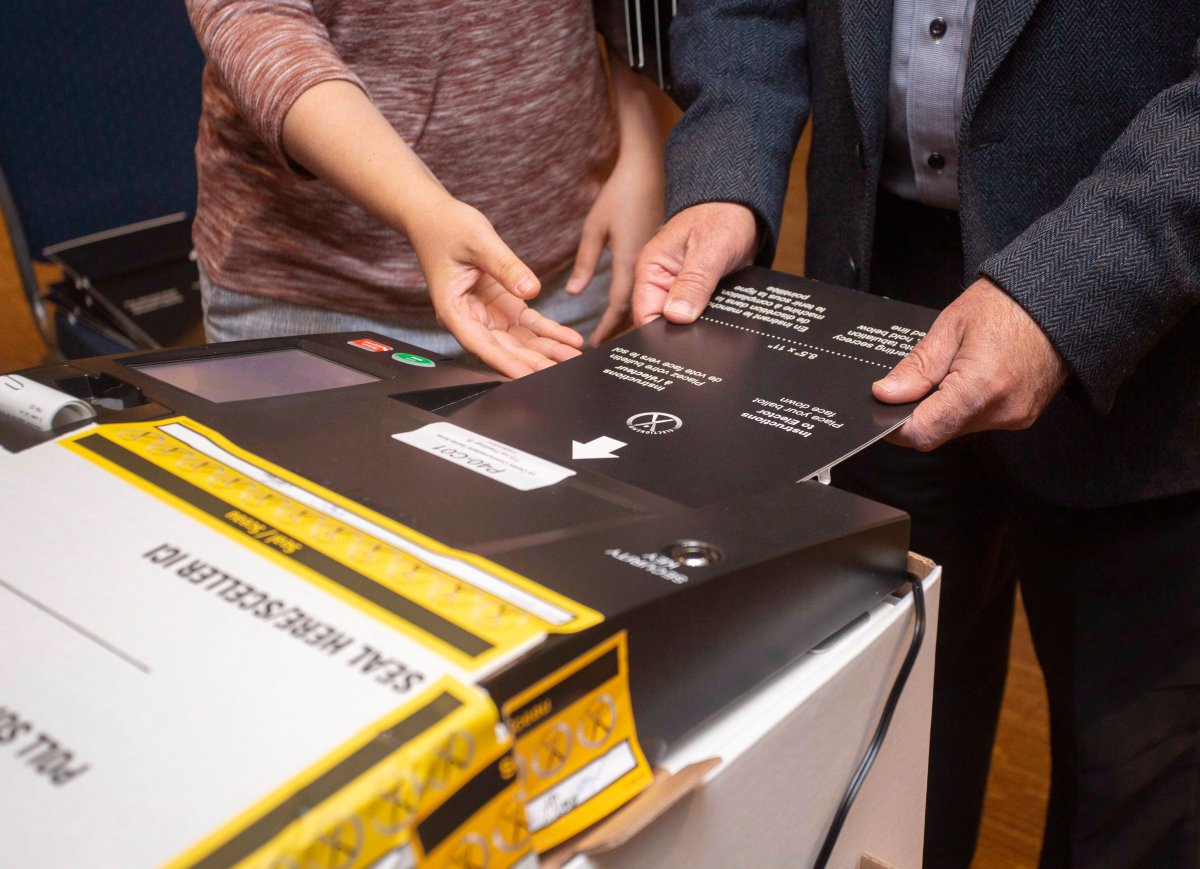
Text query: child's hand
410 196 585 378
567 151 664 346
565 59 666 347
280 81 582 378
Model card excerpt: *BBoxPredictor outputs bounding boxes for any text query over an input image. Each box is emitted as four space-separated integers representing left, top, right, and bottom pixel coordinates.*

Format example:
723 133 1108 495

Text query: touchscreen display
133 348 379 402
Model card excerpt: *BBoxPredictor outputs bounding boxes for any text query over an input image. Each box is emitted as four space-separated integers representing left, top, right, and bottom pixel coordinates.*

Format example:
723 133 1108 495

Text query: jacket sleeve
664 0 810 260
979 39 1200 415
187 0 366 170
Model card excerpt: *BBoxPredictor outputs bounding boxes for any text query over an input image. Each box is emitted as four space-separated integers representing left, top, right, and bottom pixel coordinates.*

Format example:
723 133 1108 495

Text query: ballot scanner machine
0 267 936 868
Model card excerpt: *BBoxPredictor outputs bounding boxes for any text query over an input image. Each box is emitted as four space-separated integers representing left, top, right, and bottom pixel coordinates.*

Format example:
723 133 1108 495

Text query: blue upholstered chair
0 1 204 357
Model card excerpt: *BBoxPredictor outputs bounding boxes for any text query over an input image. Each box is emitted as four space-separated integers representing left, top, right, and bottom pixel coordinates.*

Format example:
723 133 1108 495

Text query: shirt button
929 18 947 39
927 152 946 170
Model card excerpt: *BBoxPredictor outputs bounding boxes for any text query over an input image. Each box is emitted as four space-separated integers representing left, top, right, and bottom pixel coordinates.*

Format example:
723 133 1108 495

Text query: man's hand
411 197 584 379
874 278 1068 450
632 202 759 326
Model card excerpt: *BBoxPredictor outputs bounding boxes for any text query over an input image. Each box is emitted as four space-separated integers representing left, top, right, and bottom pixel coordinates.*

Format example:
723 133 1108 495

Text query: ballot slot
386 382 502 413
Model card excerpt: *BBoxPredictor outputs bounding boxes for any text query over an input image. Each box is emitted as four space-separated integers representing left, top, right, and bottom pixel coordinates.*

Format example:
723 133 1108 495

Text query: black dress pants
831 192 1200 868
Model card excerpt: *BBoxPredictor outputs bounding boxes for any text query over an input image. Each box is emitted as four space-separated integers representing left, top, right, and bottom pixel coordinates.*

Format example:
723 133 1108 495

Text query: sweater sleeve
187 0 367 170
979 39 1200 415
663 0 810 262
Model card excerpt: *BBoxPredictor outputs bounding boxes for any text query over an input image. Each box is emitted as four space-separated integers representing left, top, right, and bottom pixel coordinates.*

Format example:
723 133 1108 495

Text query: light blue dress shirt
880 0 978 210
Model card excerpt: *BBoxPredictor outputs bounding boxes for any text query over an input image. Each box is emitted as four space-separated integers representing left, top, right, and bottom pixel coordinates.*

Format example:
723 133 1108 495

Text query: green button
392 352 435 367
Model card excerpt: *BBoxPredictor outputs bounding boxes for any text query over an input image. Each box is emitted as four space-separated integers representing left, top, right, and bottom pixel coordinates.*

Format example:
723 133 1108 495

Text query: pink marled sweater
188 0 617 318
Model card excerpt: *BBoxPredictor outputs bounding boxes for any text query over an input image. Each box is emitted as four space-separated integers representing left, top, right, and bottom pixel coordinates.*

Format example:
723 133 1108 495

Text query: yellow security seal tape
60 419 651 866
503 632 654 852
63 418 602 674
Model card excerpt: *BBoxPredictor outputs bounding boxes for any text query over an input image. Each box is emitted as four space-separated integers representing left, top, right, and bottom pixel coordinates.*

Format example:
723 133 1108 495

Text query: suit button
927 152 946 170
929 17 947 39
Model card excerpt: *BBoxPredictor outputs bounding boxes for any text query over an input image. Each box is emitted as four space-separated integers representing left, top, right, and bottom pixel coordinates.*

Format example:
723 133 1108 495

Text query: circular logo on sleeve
626 411 682 434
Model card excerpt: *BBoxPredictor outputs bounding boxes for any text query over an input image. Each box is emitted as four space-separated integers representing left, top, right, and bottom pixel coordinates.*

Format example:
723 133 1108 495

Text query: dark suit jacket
664 0 1200 507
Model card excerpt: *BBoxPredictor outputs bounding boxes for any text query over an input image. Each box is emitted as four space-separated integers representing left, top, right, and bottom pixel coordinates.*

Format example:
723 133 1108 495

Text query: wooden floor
976 598 1051 867
0 211 53 373
0 154 1048 865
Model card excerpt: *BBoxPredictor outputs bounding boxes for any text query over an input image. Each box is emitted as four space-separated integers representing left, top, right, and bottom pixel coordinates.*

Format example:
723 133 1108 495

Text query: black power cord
812 572 927 869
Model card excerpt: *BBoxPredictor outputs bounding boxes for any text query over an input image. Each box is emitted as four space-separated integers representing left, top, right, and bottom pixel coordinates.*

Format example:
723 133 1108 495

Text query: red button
348 338 393 352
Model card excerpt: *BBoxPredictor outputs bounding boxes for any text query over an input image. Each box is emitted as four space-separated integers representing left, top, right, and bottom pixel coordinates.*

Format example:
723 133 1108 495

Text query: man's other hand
632 203 759 326
874 278 1068 450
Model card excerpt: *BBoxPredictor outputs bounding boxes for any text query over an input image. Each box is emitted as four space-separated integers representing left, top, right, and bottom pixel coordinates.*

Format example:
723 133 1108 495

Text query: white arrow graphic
572 435 627 460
